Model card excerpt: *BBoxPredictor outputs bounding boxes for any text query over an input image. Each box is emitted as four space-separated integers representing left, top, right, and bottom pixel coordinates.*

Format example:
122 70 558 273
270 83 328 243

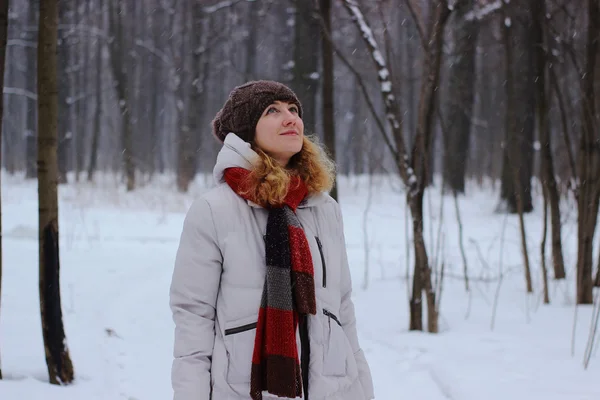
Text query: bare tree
502 1 533 293
244 0 258 81
25 0 37 179
148 2 165 176
57 0 72 184
175 0 193 193
442 0 478 194
290 0 320 135
74 0 91 182
576 0 599 304
498 2 536 214
533 0 566 280
108 0 135 191
540 184 551 304
596 250 600 287
341 0 451 332
0 0 11 380
37 0 75 384
319 0 337 200
87 0 103 182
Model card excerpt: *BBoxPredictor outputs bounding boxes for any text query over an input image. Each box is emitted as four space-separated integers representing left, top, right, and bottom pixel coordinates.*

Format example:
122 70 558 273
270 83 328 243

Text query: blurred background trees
2 0 600 328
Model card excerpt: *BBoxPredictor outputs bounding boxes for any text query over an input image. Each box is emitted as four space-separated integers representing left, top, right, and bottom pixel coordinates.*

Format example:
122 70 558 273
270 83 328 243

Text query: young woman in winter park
169 80 374 400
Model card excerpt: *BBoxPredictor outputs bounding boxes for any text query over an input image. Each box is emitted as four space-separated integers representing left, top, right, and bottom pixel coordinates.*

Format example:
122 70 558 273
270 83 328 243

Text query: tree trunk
576 0 600 304
37 0 75 384
540 187 551 304
0 0 10 380
349 82 365 175
499 4 535 213
471 34 490 185
57 0 71 184
402 7 417 149
532 0 566 280
2 11 14 174
26 0 38 179
503 3 533 293
411 8 448 192
409 3 449 333
595 254 600 287
292 0 320 135
199 15 213 174
244 0 258 81
108 0 135 191
75 0 90 182
87 0 102 182
320 0 336 200
177 1 196 193
148 4 163 177
408 193 425 331
442 0 477 194
342 0 449 332
131 1 146 176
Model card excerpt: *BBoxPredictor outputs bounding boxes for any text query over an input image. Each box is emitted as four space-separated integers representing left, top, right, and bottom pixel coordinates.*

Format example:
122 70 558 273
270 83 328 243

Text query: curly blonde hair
241 135 336 208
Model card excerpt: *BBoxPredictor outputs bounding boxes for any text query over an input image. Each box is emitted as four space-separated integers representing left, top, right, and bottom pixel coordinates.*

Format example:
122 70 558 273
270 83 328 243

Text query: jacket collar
213 133 327 209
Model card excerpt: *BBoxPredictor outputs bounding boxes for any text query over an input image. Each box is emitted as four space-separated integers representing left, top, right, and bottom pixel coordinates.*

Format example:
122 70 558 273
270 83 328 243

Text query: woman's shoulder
185 183 244 222
309 192 344 228
311 192 340 213
200 182 238 204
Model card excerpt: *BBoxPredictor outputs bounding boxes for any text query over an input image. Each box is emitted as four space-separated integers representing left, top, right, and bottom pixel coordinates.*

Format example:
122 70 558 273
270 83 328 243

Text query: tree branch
549 66 578 194
314 5 392 156
134 39 171 65
203 0 245 13
4 87 37 100
464 0 502 21
7 39 37 48
341 0 415 191
404 0 426 49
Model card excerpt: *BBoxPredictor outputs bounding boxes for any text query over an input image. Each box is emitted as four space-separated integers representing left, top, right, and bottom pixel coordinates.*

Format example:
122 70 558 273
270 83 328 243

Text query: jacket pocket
322 309 348 377
224 319 257 384
315 236 327 288
225 322 256 336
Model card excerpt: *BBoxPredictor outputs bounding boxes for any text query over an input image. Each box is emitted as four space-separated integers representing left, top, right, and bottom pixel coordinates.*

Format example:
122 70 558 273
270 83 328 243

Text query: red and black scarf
223 167 316 400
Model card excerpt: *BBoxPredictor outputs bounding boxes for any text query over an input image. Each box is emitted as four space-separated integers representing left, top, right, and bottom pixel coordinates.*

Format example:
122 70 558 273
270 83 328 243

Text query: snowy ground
1 172 599 400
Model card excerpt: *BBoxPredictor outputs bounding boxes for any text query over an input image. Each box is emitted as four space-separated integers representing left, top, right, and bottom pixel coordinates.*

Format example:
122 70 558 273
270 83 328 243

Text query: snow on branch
4 87 38 100
203 0 245 14
134 39 172 66
464 0 502 21
341 0 417 190
57 24 110 40
7 39 37 48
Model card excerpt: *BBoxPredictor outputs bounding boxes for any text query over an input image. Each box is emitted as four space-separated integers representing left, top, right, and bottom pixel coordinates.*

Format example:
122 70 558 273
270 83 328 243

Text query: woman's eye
267 107 278 114
289 106 298 113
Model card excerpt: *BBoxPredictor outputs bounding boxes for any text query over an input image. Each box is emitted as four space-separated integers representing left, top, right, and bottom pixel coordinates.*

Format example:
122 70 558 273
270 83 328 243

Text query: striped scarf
223 167 316 400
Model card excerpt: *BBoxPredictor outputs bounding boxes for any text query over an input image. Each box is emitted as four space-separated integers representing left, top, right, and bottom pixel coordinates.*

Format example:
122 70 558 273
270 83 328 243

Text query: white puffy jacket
170 133 374 400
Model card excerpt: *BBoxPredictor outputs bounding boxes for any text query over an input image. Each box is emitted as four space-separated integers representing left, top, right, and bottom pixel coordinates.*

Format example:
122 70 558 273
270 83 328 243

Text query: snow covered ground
1 172 599 399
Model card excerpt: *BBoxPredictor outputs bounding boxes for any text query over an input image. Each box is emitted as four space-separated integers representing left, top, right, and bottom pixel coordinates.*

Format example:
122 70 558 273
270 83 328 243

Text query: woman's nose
282 110 298 126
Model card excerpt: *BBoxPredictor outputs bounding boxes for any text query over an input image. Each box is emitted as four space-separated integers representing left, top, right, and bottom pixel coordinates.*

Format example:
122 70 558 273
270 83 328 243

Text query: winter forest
1 0 600 399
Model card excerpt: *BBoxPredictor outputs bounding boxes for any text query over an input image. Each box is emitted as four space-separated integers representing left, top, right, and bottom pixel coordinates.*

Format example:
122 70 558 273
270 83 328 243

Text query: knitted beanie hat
211 80 303 143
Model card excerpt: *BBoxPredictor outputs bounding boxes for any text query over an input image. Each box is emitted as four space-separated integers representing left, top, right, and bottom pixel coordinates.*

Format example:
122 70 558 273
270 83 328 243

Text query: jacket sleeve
335 202 375 399
170 198 223 400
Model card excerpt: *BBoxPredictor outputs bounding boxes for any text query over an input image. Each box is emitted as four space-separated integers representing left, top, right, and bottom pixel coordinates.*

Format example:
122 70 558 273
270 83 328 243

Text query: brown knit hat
211 80 303 143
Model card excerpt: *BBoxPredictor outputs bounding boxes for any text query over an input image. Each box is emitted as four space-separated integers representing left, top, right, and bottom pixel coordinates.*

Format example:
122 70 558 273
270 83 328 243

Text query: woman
170 80 374 400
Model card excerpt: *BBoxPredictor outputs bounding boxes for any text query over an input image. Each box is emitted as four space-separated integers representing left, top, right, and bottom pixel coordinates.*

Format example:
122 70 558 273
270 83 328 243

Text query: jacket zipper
224 322 257 336
299 315 310 399
323 309 341 327
315 236 327 288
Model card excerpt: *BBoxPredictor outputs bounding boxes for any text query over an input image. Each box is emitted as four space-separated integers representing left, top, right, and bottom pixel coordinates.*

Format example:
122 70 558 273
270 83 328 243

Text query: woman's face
254 101 304 166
